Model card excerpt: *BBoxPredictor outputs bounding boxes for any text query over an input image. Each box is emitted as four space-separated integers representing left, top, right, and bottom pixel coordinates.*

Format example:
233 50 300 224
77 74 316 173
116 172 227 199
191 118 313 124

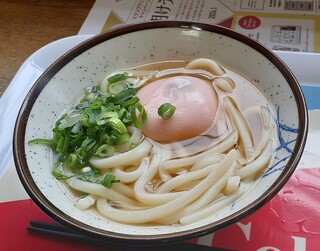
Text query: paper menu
79 0 320 53
79 0 236 35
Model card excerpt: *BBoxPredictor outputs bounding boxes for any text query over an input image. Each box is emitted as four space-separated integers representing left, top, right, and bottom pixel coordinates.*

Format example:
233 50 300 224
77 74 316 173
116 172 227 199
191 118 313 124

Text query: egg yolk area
137 76 219 143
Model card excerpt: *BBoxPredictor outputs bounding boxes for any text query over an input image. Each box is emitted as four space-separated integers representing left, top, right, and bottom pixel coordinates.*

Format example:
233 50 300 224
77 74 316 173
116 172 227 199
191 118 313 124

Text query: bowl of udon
14 21 308 245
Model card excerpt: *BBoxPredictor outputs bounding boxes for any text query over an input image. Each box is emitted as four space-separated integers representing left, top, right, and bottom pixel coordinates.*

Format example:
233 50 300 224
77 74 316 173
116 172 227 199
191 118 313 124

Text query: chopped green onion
107 73 128 84
108 82 127 95
56 129 71 153
81 137 96 151
96 110 118 126
85 108 99 125
130 143 139 149
29 74 148 189
85 86 99 94
28 138 54 147
117 108 131 124
71 121 83 134
110 88 138 105
64 153 81 170
158 103 176 120
85 92 98 101
108 117 127 134
115 133 130 145
58 113 86 129
130 103 147 128
52 162 73 180
78 171 119 189
89 100 102 109
102 173 120 188
95 144 115 158
79 168 104 183
75 101 90 110
107 131 130 145
122 96 140 108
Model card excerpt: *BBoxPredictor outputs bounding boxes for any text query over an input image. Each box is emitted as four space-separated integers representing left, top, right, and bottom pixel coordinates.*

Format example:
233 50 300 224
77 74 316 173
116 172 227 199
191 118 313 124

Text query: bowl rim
13 20 308 245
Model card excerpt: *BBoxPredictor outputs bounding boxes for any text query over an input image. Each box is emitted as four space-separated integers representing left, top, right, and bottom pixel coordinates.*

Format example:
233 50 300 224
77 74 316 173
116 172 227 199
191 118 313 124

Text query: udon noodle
43 58 278 226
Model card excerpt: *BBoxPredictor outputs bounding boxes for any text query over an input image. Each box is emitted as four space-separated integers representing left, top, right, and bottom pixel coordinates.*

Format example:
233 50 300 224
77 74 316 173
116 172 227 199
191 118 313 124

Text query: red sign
238 16 261 30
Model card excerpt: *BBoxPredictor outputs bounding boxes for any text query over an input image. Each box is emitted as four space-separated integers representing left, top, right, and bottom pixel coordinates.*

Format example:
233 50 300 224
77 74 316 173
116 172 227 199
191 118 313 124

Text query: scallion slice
95 144 115 158
158 103 176 120
28 138 54 147
102 173 120 188
52 162 74 180
64 153 81 170
130 103 147 128
108 82 127 95
107 73 128 84
108 117 127 134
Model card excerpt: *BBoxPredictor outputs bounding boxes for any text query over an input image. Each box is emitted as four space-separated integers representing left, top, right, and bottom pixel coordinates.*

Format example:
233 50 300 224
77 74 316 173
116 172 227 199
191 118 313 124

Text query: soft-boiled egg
137 75 219 142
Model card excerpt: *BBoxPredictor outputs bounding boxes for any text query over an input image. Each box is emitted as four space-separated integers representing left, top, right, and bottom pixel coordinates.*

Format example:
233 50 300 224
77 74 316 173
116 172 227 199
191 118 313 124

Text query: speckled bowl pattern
14 21 308 245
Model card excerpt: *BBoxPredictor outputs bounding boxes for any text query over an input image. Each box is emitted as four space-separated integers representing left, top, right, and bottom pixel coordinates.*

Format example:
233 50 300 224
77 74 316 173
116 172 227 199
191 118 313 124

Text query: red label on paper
1 168 320 250
195 168 320 251
238 16 261 30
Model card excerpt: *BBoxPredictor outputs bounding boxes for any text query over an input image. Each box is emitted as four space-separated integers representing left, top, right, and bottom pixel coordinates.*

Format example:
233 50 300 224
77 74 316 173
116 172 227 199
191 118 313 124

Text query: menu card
79 0 320 52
